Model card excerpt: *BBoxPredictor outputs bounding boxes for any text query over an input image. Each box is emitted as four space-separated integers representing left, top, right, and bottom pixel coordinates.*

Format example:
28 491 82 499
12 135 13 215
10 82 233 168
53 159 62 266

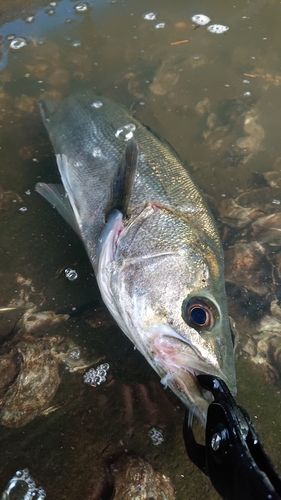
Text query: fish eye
182 297 216 330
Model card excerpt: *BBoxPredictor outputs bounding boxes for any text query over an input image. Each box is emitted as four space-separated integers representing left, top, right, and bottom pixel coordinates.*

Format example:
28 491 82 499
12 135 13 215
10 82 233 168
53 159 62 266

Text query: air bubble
71 40 82 47
155 22 165 29
207 24 229 34
243 91 251 96
92 147 102 157
191 14 211 25
83 363 110 386
26 16 35 23
65 268 78 281
45 8 55 15
142 12 157 21
70 349 81 359
91 101 103 108
115 123 136 141
37 488 47 499
10 37 27 50
74 2 88 12
2 469 46 500
148 427 164 445
19 207 27 212
6 34 16 41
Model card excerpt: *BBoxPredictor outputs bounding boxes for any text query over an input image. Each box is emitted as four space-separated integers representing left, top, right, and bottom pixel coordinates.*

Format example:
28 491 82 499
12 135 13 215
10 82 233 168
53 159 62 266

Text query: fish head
98 207 236 424
122 255 235 420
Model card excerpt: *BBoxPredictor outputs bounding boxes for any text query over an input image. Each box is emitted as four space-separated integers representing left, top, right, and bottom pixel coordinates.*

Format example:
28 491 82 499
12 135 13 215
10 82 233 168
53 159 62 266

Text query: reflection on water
1 0 281 498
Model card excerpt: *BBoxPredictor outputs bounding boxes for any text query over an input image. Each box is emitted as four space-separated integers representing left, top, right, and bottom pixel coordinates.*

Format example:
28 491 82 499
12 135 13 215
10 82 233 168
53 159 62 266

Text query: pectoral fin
106 138 138 218
35 182 81 235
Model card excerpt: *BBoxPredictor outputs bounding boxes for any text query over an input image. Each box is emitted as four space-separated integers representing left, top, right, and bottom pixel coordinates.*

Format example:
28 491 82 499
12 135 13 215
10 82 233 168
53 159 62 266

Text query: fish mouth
152 324 224 377
151 324 232 416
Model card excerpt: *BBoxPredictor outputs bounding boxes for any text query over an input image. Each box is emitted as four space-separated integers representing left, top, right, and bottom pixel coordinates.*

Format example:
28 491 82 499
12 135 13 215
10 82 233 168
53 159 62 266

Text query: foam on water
65 268 78 281
207 24 229 34
83 363 110 386
148 427 164 446
1 469 46 500
70 348 81 359
74 2 88 13
155 22 165 29
191 14 211 26
9 37 27 50
142 12 157 21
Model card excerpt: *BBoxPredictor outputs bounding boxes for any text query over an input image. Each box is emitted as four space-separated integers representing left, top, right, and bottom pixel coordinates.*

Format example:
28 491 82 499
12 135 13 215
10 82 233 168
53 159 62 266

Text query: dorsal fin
106 138 138 218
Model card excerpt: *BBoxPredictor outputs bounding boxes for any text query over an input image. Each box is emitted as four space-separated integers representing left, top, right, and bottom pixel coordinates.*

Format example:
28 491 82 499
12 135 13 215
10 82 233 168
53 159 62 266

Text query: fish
36 91 236 423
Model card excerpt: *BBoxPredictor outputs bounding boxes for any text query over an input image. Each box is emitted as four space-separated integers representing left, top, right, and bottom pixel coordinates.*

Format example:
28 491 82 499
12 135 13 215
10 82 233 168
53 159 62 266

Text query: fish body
37 92 236 423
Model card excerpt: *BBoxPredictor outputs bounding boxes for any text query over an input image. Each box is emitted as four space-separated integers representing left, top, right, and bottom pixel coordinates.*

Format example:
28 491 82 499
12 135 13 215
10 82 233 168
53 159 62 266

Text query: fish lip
151 324 231 387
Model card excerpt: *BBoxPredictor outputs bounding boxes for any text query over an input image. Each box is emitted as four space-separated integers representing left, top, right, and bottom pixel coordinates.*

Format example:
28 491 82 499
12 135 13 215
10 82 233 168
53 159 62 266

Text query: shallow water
1 0 281 498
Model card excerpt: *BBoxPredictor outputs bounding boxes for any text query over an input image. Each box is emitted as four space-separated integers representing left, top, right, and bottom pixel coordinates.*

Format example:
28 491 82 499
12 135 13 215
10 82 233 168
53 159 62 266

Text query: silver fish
36 92 236 423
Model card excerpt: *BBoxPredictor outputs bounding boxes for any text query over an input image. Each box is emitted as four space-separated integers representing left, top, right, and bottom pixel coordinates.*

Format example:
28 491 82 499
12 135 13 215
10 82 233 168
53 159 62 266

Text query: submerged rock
111 455 175 500
200 97 256 166
47 68 70 86
0 185 22 208
150 59 180 95
0 349 21 411
219 178 281 390
235 186 281 210
252 212 281 245
218 198 257 228
15 95 35 113
0 318 99 427
195 97 211 116
224 241 272 295
0 338 61 427
16 309 69 335
263 171 281 188
236 108 264 153
272 252 281 281
247 311 281 384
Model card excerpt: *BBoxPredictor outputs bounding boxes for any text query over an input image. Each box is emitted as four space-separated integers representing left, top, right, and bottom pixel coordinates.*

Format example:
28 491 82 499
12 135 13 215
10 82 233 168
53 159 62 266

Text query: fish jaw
150 324 232 422
130 321 235 424
146 313 236 403
152 324 223 378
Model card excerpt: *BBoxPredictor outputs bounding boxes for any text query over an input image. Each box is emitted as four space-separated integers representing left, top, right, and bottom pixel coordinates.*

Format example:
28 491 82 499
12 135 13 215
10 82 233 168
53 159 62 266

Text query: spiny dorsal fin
107 138 138 218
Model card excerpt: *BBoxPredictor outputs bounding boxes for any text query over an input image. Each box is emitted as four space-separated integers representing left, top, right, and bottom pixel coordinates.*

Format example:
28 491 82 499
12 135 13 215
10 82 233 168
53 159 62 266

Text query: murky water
1 0 281 498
